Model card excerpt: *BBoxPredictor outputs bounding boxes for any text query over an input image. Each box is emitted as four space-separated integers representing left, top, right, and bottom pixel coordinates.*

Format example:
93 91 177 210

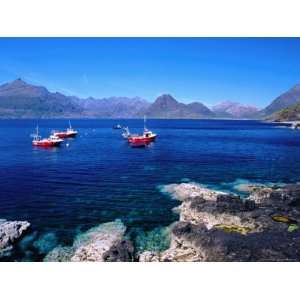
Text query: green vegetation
268 103 300 121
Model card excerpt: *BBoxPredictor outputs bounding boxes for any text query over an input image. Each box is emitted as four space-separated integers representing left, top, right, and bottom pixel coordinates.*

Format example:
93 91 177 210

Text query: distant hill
260 84 300 117
0 79 83 118
212 101 259 119
74 96 149 118
142 94 215 119
267 103 300 122
0 79 149 118
0 78 276 120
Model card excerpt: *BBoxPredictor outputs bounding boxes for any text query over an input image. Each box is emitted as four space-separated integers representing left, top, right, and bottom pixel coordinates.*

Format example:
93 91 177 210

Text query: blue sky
0 38 300 108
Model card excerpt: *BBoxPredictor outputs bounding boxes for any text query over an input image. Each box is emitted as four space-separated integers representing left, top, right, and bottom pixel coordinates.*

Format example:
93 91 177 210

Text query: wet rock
45 220 133 262
234 183 266 193
0 219 30 256
44 246 74 262
163 183 239 202
71 219 132 262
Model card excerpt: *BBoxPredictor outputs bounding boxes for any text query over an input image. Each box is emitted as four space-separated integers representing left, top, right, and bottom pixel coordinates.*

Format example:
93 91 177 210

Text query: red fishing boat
31 126 63 147
127 116 157 144
53 121 78 138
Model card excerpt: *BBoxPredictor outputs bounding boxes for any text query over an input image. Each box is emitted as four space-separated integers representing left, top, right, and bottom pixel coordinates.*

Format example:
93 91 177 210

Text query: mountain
0 79 83 118
76 96 150 118
186 102 215 117
261 84 300 116
212 101 259 119
267 103 300 122
143 94 215 119
0 79 149 118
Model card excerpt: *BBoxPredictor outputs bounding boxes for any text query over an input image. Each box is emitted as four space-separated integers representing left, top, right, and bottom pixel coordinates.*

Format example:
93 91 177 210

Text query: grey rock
45 219 133 262
0 219 30 255
157 182 300 261
44 246 74 262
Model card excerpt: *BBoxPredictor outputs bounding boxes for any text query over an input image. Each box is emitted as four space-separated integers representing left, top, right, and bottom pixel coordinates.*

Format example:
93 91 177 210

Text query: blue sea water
0 119 300 261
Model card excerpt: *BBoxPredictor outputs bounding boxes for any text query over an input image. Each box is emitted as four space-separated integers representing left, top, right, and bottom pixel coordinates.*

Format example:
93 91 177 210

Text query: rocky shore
139 183 300 262
0 219 30 257
44 219 134 262
2 182 300 262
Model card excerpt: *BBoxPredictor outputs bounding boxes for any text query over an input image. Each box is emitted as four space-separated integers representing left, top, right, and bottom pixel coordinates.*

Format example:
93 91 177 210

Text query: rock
102 239 134 262
163 183 238 202
0 219 30 255
45 219 134 262
157 182 300 261
71 219 132 262
247 184 300 207
166 222 300 262
234 183 266 193
44 246 74 262
138 251 160 262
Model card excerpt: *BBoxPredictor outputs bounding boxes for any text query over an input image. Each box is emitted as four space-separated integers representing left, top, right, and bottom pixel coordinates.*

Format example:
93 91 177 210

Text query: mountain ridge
212 101 259 119
260 84 300 117
0 79 150 118
1 78 295 120
142 94 215 119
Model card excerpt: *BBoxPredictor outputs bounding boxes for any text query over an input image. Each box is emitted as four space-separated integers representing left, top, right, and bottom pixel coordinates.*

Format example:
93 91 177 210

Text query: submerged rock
149 182 300 262
0 219 30 256
134 226 172 254
45 219 134 262
44 245 74 262
33 232 58 254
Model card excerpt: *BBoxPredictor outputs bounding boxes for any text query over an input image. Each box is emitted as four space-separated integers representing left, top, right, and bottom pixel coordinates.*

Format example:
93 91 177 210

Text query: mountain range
1 78 300 120
211 101 259 119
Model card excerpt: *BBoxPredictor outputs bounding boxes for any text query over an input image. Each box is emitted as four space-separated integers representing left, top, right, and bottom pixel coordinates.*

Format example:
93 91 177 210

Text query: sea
1 119 300 261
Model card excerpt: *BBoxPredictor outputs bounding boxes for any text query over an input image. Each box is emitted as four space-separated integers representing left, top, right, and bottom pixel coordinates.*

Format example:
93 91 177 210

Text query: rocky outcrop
0 219 30 256
140 183 300 262
44 220 134 262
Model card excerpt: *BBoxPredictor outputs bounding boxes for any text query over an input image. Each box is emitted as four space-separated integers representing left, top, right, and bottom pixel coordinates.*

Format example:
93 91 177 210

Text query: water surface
0 119 299 261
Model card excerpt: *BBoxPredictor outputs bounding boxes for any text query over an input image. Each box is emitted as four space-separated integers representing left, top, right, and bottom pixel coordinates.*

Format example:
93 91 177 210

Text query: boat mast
144 115 146 131
69 120 72 129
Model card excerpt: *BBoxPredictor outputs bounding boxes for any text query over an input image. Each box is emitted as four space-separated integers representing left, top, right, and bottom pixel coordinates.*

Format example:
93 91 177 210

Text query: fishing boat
53 120 78 138
127 116 157 144
113 124 122 129
31 125 63 147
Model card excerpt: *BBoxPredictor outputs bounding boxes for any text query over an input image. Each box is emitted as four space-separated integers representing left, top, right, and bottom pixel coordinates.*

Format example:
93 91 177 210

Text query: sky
1 38 300 108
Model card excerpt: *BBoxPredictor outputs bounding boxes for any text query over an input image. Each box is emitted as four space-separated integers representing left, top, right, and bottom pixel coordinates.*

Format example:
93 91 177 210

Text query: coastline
139 182 300 262
2 181 300 262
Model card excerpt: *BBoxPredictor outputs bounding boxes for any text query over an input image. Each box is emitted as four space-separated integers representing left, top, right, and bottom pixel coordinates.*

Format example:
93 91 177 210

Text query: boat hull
128 135 156 144
54 132 77 138
32 140 62 147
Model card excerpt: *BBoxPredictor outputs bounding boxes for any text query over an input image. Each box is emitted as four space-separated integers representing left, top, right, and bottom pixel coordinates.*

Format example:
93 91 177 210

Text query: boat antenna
144 115 147 131
69 120 72 129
